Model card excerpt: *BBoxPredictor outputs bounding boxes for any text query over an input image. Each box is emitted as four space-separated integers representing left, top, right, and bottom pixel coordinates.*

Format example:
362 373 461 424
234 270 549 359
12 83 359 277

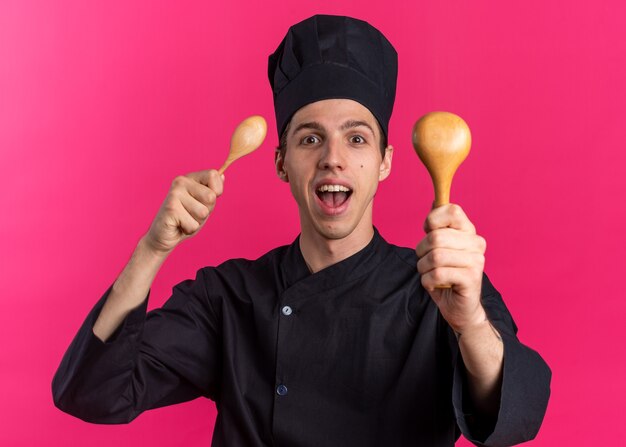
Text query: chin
314 221 356 240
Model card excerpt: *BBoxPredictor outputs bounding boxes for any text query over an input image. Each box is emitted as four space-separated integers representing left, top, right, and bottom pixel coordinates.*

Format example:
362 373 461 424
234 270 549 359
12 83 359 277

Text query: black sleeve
451 274 552 447
52 268 222 424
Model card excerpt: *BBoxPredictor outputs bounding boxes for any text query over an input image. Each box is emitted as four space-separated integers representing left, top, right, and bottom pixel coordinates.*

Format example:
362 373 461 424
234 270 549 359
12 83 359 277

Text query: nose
318 137 345 171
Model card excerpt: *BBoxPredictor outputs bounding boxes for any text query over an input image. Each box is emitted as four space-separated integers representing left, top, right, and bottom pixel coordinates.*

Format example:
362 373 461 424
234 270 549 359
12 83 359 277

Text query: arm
417 204 550 445
451 277 552 446
455 313 503 417
53 169 225 422
416 204 502 413
92 236 167 341
93 169 224 341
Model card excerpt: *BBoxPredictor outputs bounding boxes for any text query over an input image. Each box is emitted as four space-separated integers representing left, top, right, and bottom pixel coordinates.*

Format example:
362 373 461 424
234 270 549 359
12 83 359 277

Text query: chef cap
268 14 398 139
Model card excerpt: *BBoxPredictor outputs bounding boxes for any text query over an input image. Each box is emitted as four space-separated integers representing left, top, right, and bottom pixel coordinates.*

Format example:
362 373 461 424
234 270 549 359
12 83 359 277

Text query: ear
378 145 393 181
275 149 289 182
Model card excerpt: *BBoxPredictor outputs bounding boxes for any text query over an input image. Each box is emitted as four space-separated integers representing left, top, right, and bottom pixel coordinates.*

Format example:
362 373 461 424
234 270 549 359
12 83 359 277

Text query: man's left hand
416 203 487 334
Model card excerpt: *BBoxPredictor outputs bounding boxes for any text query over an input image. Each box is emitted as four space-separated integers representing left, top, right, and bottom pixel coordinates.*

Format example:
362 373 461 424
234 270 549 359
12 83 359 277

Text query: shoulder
389 243 418 267
374 234 437 325
196 244 290 294
377 235 418 270
210 244 289 274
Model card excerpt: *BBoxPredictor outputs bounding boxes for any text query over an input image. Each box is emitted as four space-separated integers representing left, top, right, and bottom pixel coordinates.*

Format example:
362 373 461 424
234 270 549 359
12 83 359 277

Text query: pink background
1 0 624 445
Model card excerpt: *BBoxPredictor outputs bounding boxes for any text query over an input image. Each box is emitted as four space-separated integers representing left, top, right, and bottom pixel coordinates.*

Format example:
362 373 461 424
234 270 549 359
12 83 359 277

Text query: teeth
317 184 351 192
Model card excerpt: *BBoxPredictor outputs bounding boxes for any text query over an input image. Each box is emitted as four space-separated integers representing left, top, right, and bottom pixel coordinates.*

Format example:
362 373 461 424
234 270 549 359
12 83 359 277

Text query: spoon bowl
412 111 471 207
219 115 267 174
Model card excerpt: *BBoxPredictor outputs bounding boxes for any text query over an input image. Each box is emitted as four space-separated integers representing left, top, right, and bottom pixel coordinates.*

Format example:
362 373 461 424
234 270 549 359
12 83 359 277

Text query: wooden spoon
412 111 471 207
218 115 267 175
412 111 471 289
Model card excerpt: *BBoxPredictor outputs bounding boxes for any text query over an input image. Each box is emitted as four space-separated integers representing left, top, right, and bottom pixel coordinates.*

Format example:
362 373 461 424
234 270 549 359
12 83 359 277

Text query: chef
53 14 551 446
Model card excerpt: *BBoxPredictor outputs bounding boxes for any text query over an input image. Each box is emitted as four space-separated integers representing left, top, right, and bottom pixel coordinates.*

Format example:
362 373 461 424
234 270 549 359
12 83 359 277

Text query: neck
299 221 375 274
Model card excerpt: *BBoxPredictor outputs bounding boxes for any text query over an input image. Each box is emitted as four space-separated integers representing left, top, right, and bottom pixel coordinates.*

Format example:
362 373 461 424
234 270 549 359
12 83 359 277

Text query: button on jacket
52 229 551 446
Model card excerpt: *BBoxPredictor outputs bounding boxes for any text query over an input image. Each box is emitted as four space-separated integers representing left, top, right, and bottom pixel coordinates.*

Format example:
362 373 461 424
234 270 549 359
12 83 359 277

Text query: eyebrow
291 120 376 136
292 121 325 135
340 120 376 137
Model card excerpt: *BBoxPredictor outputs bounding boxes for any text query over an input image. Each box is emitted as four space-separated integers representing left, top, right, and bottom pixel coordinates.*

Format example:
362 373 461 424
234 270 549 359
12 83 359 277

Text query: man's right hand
143 169 224 255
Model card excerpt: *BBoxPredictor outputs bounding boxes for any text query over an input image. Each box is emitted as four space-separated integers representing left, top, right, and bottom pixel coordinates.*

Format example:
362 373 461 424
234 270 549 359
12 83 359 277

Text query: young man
53 15 550 446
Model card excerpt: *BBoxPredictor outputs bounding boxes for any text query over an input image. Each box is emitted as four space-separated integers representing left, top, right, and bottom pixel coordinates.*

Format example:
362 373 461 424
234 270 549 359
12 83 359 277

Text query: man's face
275 99 393 241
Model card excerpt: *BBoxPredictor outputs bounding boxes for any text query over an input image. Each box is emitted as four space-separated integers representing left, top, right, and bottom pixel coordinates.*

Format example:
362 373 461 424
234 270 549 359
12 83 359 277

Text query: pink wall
1 0 624 445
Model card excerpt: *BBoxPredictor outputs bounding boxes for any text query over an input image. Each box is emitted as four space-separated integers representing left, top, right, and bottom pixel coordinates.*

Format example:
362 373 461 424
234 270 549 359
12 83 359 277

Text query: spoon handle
218 160 232 175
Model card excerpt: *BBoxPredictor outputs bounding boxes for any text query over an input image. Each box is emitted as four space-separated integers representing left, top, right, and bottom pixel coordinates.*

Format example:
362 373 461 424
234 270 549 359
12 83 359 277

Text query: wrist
451 307 489 338
138 235 173 262
455 315 502 345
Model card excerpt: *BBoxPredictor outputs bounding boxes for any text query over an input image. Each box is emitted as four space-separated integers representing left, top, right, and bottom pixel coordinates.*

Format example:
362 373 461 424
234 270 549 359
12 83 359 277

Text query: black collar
279 227 392 299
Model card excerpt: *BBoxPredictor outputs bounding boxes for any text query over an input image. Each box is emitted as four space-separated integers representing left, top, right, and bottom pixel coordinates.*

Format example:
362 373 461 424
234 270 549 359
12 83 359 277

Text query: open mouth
315 184 353 209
